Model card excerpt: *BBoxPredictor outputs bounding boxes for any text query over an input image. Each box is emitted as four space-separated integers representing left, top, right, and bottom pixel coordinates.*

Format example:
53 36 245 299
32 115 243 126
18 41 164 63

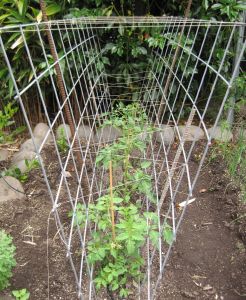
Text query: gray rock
208 126 233 142
233 127 246 141
96 126 122 143
78 125 94 142
0 149 9 161
11 150 37 164
138 126 153 142
155 125 175 145
56 124 72 140
0 176 25 202
11 160 29 173
33 122 52 143
177 125 204 141
20 138 42 152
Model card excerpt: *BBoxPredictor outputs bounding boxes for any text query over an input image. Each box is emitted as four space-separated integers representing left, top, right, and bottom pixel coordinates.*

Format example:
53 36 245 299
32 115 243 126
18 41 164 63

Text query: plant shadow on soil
0 141 245 300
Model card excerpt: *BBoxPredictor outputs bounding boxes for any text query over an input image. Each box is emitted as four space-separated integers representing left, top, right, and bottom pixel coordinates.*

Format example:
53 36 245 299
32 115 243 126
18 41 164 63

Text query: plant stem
109 160 116 241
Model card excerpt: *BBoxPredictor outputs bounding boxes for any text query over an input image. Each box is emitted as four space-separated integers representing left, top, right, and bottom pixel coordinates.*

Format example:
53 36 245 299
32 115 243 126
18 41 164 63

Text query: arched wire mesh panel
0 17 245 299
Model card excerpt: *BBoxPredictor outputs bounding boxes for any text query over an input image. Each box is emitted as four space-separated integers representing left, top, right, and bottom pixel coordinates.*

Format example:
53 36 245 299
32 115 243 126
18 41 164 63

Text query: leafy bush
0 0 245 126
70 103 173 296
0 229 16 291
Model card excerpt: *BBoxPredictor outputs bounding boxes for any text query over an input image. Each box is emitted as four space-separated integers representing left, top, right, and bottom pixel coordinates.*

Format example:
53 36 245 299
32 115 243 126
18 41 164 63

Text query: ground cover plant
71 103 173 297
0 229 16 291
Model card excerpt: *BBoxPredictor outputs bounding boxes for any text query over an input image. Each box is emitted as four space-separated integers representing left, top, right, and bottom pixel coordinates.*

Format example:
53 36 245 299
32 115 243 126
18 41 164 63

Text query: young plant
12 289 30 300
0 102 25 144
70 103 174 297
96 103 156 200
0 229 16 291
71 195 172 297
57 128 69 153
2 159 40 183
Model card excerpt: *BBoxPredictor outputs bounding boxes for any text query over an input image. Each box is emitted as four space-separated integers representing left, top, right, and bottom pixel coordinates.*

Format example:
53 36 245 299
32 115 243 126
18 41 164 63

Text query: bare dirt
0 143 245 300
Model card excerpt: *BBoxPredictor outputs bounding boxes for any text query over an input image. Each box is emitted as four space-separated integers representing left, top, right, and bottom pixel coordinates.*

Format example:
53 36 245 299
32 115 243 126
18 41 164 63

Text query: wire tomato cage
0 15 245 299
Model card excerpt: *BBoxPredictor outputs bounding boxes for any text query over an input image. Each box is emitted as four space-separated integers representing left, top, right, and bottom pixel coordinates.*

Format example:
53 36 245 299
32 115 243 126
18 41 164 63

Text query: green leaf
149 230 159 246
17 0 28 16
118 25 124 36
46 4 61 16
113 197 124 204
163 225 174 245
141 160 152 169
235 4 246 10
126 240 135 254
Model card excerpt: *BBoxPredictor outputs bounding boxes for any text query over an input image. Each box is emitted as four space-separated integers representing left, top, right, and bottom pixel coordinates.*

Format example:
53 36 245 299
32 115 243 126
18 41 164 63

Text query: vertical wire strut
157 0 193 122
156 0 195 211
39 0 90 201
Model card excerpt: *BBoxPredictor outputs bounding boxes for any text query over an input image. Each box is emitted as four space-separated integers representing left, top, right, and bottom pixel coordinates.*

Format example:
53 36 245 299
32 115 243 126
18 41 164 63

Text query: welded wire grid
1 17 245 299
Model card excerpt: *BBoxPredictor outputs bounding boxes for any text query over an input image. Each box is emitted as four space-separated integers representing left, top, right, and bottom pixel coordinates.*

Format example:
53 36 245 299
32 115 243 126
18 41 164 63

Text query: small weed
0 229 16 291
210 123 246 202
57 128 69 153
1 159 40 183
0 102 25 144
12 288 30 300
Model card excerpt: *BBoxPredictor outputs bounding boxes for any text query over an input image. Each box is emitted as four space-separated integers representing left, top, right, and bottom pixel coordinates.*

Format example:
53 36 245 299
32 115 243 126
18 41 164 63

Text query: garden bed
0 141 245 299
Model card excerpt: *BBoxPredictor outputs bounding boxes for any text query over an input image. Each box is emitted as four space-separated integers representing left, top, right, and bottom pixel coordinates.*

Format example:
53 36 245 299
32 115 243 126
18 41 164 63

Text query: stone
238 102 246 117
11 160 29 173
56 124 72 140
154 125 175 145
138 126 153 142
33 122 52 143
96 126 122 143
233 127 246 141
0 149 9 161
78 125 94 142
0 176 25 202
177 125 204 141
12 150 37 164
208 126 233 142
20 138 42 152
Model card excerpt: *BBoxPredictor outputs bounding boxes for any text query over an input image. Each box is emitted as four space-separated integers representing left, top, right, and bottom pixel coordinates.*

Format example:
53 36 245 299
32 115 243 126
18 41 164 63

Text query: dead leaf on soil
203 284 213 291
177 198 196 208
23 240 37 246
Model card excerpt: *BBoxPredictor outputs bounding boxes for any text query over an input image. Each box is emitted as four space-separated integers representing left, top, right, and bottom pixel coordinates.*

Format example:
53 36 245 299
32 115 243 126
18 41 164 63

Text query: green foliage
70 103 173 296
2 159 40 182
211 0 246 21
12 289 30 300
0 229 16 291
0 102 25 144
1 0 245 127
56 128 69 153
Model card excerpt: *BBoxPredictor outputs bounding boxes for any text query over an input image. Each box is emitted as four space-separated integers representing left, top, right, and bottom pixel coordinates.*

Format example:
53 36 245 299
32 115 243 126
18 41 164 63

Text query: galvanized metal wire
1 16 245 299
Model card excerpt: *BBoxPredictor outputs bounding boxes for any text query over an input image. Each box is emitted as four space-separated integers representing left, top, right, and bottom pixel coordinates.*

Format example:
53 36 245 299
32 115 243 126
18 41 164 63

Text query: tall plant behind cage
0 16 245 299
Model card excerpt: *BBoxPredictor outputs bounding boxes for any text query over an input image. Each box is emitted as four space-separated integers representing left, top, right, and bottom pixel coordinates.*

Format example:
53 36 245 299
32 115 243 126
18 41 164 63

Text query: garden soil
0 142 245 300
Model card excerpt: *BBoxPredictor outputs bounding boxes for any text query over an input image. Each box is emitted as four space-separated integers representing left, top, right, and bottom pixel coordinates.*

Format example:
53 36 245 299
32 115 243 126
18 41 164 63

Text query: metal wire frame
1 17 245 299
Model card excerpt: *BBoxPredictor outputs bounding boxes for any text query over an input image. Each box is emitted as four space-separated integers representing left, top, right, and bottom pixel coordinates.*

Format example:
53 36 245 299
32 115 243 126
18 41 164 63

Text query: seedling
0 102 25 144
12 288 30 300
57 128 69 153
1 159 40 183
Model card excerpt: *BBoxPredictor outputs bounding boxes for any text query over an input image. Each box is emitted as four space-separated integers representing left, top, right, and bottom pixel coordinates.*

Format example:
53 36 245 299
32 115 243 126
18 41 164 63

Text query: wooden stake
109 160 116 241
